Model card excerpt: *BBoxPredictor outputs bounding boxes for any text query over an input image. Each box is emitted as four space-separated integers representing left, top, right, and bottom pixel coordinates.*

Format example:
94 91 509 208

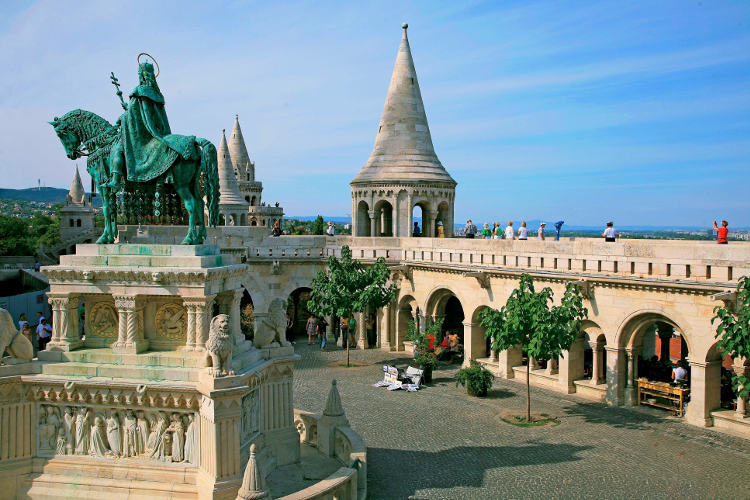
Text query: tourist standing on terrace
37 318 52 351
271 220 282 237
504 221 514 240
413 221 421 237
603 222 619 242
481 223 492 239
464 219 477 238
437 222 445 238
492 222 501 239
326 222 335 236
713 220 729 244
538 222 546 240
518 221 528 240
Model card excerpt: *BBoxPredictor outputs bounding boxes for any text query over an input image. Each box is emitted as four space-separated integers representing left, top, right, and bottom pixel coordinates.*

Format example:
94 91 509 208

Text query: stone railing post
183 300 197 351
380 305 392 351
193 295 215 350
590 340 604 385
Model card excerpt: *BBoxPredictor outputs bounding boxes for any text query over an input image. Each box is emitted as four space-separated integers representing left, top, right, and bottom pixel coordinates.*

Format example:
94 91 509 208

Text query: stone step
58 253 223 268
40 361 200 383
59 348 207 369
31 456 198 484
21 472 197 499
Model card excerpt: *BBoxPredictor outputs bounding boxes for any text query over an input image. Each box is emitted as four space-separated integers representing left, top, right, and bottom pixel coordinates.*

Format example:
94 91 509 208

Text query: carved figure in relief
256 298 290 348
205 314 234 376
56 428 66 455
106 411 122 456
89 303 118 338
90 415 112 457
45 406 61 449
136 410 149 454
0 308 33 364
75 407 91 455
167 413 184 462
148 412 169 461
155 303 187 340
146 413 159 451
63 407 75 454
38 411 51 450
123 410 137 457
183 414 196 464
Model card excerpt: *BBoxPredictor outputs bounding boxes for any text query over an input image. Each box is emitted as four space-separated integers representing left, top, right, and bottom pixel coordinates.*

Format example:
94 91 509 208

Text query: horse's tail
197 138 220 226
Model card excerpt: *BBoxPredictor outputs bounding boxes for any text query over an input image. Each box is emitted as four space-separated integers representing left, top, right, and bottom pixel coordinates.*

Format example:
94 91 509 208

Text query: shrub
456 360 494 397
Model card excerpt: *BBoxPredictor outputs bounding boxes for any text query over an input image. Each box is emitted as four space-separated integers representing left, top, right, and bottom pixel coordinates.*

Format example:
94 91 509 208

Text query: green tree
712 276 750 398
0 215 34 256
307 245 398 366
310 215 326 235
480 274 587 422
31 213 60 248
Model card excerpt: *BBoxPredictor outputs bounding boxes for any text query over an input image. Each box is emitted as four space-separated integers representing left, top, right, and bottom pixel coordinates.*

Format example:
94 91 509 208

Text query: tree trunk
346 337 350 367
526 361 531 422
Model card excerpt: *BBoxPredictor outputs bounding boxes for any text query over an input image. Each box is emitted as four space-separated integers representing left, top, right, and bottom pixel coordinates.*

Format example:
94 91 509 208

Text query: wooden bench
637 378 689 417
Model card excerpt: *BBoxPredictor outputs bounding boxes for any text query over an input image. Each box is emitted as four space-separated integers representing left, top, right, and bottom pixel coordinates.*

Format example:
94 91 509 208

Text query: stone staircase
20 456 198 499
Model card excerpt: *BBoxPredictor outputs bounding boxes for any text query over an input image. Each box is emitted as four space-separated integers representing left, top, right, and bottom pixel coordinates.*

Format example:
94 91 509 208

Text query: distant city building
351 24 456 237
59 166 95 247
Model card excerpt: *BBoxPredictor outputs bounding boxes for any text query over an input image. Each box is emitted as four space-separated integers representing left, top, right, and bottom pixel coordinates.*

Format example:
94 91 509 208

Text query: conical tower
229 115 254 182
350 23 456 238
66 165 86 206
217 129 250 226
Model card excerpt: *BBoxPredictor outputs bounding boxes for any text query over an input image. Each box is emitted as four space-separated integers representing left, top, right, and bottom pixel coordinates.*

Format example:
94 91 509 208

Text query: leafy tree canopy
713 275 750 397
310 215 326 235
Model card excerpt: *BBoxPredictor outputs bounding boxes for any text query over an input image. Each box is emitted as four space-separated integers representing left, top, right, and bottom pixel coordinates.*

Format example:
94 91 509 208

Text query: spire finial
402 22 408 30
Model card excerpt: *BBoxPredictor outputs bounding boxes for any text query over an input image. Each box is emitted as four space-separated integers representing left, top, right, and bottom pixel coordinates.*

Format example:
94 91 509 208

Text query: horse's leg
193 163 206 244
174 167 196 245
95 169 112 244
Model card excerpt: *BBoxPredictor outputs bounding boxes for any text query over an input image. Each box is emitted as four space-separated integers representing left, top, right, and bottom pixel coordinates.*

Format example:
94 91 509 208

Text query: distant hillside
0 187 101 206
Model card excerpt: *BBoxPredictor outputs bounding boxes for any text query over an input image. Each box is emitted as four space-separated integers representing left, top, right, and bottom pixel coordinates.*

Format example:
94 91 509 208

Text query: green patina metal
49 57 220 245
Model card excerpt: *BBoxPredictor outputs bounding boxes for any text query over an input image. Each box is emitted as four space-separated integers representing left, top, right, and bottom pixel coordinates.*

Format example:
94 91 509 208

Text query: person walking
37 318 52 352
317 317 328 351
602 221 619 242
413 221 421 237
464 219 477 239
305 315 318 345
504 221 514 240
713 220 729 244
481 223 492 239
326 221 335 236
518 221 528 240
538 222 546 240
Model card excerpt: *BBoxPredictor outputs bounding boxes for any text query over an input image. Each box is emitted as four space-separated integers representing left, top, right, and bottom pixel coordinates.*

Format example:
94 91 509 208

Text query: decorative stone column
46 293 83 351
733 363 749 419
112 295 148 353
462 321 487 368
545 357 559 376
625 347 641 405
356 311 367 349
197 391 244 497
380 305 392 351
368 210 376 237
183 300 197 351
657 323 673 361
558 336 585 393
216 289 244 344
590 340 604 385
424 210 435 237
325 315 337 345
686 358 722 427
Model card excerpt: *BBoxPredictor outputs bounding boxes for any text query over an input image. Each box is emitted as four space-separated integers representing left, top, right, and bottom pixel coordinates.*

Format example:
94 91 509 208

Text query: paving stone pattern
292 342 750 500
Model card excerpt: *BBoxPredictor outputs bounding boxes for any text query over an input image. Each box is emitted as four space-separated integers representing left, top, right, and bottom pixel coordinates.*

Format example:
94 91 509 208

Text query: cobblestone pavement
291 342 750 500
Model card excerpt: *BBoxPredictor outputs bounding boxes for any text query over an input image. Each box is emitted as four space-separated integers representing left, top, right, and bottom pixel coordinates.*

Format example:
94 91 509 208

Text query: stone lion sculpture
255 298 291 348
0 308 34 364
205 314 234 376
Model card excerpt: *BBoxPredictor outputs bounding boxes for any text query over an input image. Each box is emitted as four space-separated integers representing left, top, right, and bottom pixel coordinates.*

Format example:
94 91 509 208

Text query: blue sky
1 0 749 226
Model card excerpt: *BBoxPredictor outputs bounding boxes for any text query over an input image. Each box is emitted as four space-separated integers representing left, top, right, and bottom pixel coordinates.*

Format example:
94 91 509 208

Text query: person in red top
440 333 451 349
713 220 729 244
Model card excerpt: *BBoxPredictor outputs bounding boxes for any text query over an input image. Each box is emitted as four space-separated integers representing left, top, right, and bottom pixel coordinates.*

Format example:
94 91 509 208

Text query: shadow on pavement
367 442 592 499
561 399 669 430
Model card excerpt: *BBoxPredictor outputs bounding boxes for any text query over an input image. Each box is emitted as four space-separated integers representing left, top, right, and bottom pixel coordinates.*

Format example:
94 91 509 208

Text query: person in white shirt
518 221 528 240
672 361 688 385
36 318 52 351
18 313 28 331
602 221 619 242
504 221 514 240
538 222 546 240
326 222 335 236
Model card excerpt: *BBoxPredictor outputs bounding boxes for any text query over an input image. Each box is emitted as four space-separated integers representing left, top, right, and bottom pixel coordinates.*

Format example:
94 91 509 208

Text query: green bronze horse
50 109 219 244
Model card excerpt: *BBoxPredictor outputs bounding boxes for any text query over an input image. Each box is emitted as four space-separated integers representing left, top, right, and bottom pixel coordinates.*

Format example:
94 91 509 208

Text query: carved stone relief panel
240 388 260 445
37 404 198 465
154 303 187 341
86 301 118 339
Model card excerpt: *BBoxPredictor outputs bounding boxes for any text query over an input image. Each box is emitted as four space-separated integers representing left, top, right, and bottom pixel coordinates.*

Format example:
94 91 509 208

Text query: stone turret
229 115 255 183
217 130 250 226
59 165 95 248
351 23 456 238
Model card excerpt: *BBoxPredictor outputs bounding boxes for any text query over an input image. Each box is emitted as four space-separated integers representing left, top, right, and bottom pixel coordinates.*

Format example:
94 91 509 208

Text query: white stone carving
155 303 187 340
205 314 234 376
0 308 33 363
88 302 118 338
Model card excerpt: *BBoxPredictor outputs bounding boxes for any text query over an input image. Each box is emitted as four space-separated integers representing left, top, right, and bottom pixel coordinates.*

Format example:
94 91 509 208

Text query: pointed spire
229 115 254 182
352 23 455 186
324 379 346 417
236 444 271 500
217 130 249 206
67 165 86 206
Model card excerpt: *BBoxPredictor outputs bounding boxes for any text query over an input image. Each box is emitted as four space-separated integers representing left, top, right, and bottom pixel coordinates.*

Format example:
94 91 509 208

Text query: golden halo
137 52 160 77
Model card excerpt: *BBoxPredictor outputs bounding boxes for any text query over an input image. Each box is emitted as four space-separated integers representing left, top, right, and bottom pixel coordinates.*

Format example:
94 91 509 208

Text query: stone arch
373 199 393 237
250 218 257 226
411 199 432 237
466 305 491 362
396 294 417 350
615 309 693 354
356 200 370 237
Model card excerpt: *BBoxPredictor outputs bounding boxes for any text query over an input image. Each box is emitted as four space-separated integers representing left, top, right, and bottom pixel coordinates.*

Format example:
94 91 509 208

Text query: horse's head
49 114 83 160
